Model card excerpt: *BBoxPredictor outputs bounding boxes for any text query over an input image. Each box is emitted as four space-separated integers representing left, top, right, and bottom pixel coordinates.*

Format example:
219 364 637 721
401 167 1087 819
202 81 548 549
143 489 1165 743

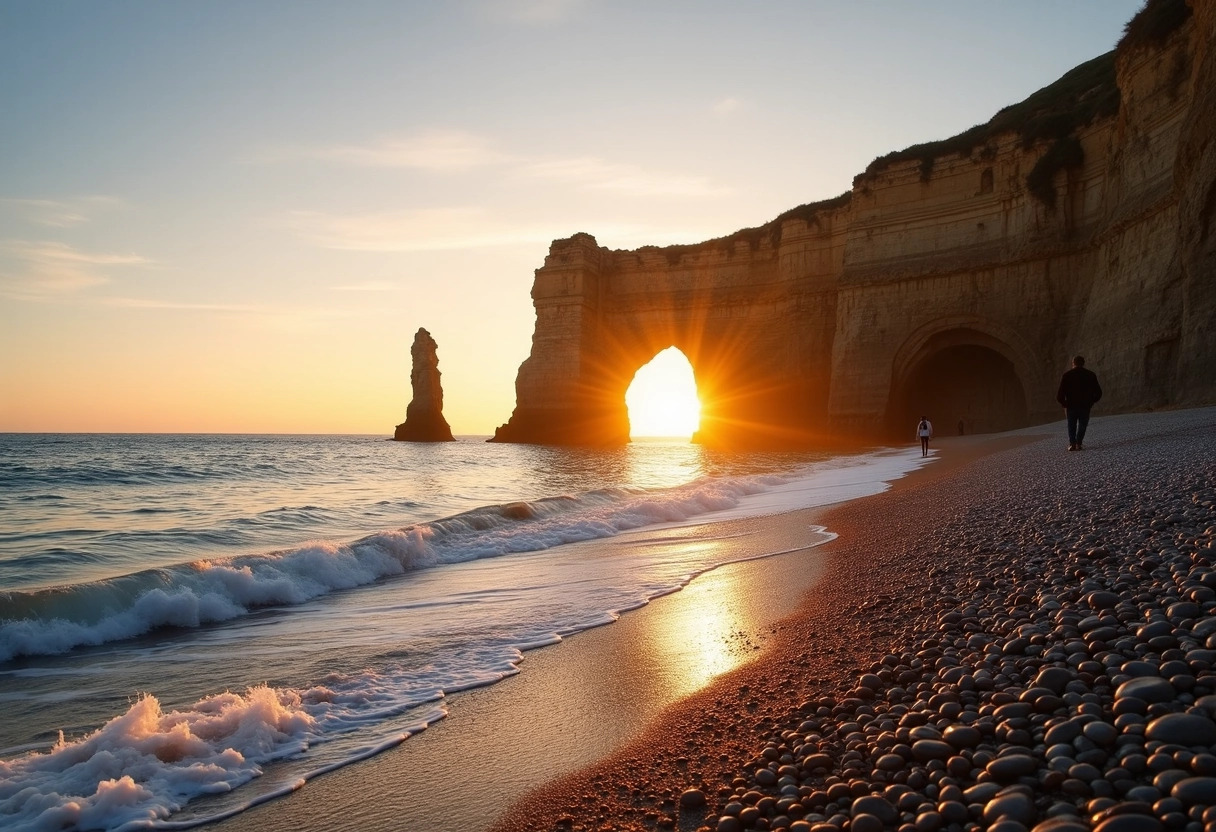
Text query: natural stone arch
886 318 1041 436
492 233 833 447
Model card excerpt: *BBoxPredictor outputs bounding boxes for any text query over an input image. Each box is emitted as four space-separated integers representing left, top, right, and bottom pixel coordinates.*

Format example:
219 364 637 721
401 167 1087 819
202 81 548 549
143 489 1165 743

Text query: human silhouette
1056 355 1102 451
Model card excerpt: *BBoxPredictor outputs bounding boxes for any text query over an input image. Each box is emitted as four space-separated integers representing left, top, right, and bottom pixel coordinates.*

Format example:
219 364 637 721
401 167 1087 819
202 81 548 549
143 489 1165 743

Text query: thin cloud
0 240 150 300
258 130 728 198
260 130 508 172
280 208 558 252
0 196 127 228
519 157 732 197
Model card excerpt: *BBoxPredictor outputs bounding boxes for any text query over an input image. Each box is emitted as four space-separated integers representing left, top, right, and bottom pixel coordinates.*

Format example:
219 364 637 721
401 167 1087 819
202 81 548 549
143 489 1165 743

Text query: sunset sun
625 347 701 439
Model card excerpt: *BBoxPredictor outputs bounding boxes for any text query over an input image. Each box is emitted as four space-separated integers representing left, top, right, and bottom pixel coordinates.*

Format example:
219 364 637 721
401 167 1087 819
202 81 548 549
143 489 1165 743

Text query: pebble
1169 775 1216 804
687 416 1216 832
1144 712 1216 745
1115 677 1175 703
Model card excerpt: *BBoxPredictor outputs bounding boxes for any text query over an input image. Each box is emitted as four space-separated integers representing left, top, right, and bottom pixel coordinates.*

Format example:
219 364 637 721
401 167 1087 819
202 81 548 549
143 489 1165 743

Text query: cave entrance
625 347 701 440
889 343 1028 438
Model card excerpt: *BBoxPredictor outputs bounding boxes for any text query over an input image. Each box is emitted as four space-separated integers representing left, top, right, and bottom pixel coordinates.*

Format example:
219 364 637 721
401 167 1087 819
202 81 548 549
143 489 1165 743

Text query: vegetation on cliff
1118 0 1191 54
857 0 1190 206
859 51 1118 185
644 0 1192 259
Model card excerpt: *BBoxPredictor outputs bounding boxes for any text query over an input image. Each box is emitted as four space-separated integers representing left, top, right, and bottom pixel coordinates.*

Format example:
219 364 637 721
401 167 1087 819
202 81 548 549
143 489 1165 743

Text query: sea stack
393 328 455 442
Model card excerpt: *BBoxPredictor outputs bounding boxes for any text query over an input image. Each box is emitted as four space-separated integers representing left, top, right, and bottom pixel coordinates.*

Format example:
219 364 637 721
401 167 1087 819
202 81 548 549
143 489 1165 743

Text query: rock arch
491 233 835 447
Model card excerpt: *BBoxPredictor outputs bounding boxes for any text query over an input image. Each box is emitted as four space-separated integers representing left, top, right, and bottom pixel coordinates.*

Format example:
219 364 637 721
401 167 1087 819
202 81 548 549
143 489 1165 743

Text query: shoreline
208 443 902 832
208 408 1216 832
491 407 1216 832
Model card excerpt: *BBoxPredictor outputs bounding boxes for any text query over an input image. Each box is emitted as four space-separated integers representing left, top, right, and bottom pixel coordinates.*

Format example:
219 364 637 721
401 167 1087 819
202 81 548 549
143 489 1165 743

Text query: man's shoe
1068 444 1077 451
1077 443 1084 450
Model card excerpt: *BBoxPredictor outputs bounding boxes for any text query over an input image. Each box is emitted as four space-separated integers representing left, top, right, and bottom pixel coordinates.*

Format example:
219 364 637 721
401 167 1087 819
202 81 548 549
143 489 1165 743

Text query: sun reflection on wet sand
645 560 765 696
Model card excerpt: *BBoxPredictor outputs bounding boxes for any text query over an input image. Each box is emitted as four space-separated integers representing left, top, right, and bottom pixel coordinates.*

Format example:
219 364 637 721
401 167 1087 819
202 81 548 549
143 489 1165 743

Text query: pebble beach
491 407 1216 832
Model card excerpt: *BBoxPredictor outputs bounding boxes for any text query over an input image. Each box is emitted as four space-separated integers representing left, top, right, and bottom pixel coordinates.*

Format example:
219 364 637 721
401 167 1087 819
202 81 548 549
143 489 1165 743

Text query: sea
0 433 930 832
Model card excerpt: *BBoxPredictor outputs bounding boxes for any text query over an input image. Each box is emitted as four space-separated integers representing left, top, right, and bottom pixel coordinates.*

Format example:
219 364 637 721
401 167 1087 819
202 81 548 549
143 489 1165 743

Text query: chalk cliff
493 0 1216 447
394 328 455 442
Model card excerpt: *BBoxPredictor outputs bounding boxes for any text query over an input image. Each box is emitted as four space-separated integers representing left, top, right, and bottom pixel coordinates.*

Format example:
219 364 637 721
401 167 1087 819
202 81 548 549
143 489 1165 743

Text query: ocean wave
0 680 448 832
0 471 788 662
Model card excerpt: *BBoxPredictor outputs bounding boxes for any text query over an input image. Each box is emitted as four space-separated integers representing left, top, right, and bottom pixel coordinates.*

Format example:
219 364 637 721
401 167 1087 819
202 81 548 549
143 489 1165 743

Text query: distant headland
489 0 1215 448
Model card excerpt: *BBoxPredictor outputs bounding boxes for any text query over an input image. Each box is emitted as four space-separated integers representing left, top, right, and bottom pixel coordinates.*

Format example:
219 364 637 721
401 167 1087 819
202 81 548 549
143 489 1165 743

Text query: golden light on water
625 347 701 439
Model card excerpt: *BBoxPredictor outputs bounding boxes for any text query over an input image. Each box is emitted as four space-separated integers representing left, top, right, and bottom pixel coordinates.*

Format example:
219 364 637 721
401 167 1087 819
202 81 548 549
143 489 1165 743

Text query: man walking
1056 355 1102 451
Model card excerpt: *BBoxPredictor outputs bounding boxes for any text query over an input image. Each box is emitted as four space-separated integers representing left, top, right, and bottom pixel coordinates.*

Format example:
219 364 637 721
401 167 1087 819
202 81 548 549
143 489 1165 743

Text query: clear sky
0 0 1145 435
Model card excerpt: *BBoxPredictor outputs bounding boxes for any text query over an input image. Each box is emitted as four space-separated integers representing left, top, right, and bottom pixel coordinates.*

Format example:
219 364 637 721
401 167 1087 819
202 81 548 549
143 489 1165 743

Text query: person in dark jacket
1056 355 1102 451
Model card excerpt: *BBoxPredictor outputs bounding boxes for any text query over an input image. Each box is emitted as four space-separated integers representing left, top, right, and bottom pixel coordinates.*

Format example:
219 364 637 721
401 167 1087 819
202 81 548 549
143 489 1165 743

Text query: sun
625 347 701 439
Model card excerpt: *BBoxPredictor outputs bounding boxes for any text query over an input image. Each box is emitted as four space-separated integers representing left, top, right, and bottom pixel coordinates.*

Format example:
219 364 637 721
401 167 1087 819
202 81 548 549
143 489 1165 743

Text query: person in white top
915 416 933 457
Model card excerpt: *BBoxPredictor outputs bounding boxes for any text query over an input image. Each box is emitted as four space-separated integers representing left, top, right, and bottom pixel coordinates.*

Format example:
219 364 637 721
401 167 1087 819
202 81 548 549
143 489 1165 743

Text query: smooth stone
994 702 1034 719
1145 713 1216 745
1092 815 1165 832
1121 661 1161 677
1116 677 1176 704
1093 802 1155 820
1169 775 1216 805
802 753 832 771
1123 786 1163 803
911 739 954 761
851 797 898 824
1035 667 1077 694
983 792 1036 825
943 724 982 748
963 782 1002 804
1138 620 1175 640
988 754 1040 782
1044 720 1082 746
937 800 969 824
1168 602 1202 619
989 821 1030 832
1032 819 1089 832
875 753 905 771
681 789 708 809
1083 721 1118 745
851 814 883 832
1088 591 1121 609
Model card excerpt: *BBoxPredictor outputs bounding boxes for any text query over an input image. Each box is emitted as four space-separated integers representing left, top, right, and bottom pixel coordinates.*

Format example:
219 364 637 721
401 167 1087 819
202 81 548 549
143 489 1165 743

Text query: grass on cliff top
859 0 1191 181
1119 0 1192 53
642 0 1190 258
860 51 1119 181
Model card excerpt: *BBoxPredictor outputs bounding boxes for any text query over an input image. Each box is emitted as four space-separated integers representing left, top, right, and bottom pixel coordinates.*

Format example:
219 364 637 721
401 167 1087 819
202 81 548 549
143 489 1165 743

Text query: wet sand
212 420 1063 832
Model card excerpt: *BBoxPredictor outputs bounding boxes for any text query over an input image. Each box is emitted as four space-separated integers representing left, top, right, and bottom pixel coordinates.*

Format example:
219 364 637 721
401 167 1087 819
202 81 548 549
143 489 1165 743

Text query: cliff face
494 0 1215 447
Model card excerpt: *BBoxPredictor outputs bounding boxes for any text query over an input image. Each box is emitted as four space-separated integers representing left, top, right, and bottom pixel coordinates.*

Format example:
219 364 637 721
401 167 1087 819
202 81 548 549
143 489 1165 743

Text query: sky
0 0 1146 436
